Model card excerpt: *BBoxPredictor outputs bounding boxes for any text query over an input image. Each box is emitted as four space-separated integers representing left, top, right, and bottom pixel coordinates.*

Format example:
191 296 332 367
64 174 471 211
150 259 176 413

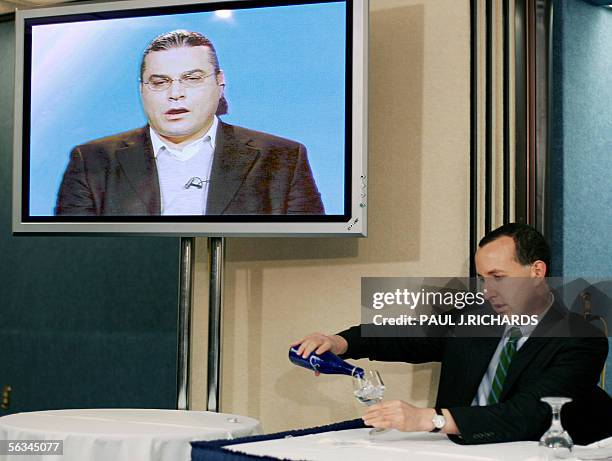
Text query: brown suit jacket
55 122 325 216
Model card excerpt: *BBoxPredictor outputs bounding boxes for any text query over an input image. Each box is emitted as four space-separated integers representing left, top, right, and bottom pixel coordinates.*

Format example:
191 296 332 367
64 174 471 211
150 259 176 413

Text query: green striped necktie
488 327 522 404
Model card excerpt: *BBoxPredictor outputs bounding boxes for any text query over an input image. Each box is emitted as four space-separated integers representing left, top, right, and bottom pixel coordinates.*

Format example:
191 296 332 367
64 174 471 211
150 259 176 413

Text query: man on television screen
55 30 325 216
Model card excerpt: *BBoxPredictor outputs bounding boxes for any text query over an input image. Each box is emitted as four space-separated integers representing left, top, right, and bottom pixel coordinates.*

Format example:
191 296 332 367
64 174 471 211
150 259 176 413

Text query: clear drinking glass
353 370 389 435
538 397 574 460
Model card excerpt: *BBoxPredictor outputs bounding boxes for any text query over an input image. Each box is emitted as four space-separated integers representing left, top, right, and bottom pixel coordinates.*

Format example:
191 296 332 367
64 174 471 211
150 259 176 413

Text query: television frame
12 0 368 237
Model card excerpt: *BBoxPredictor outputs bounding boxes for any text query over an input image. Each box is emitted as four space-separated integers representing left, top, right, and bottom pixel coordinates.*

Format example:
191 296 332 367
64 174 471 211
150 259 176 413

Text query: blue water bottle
288 347 364 378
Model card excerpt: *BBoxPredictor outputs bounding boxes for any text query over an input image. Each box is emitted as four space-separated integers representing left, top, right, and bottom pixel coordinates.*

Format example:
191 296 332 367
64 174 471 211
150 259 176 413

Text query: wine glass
538 397 573 460
353 370 389 435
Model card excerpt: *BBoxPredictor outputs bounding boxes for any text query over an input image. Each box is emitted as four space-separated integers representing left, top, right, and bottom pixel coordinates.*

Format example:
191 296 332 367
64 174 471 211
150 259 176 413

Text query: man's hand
290 333 349 362
363 400 433 432
363 401 459 434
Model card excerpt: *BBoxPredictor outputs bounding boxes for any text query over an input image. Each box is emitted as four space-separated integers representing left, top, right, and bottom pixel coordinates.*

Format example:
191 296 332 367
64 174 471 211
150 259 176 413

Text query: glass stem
551 405 563 431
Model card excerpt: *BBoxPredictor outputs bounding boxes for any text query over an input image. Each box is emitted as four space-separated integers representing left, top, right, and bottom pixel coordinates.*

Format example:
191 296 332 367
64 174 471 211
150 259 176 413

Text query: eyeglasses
142 71 215 91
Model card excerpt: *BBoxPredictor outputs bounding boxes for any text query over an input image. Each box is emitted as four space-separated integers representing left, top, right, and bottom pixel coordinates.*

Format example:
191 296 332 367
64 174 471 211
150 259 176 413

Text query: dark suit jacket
338 303 612 445
55 122 324 216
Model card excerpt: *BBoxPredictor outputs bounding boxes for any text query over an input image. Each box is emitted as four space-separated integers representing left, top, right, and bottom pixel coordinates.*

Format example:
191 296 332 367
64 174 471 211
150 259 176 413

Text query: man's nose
168 80 185 100
482 280 496 299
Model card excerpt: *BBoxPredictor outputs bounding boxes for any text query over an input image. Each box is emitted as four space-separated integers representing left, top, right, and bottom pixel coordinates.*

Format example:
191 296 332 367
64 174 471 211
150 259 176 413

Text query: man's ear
531 260 547 279
217 70 226 88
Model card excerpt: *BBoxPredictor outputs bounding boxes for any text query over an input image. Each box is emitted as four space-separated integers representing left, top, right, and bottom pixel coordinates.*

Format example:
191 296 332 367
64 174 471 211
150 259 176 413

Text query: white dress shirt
471 293 555 406
150 116 218 215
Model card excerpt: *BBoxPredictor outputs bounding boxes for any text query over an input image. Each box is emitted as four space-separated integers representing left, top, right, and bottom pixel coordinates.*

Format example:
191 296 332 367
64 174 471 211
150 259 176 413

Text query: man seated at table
292 223 612 445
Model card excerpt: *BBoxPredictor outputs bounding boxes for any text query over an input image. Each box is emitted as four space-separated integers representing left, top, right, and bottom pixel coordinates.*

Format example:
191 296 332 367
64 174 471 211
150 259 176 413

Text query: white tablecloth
0 408 262 461
226 429 612 461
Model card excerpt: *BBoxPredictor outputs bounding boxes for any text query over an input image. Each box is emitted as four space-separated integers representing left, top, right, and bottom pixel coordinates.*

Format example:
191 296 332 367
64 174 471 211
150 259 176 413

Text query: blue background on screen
29 2 346 216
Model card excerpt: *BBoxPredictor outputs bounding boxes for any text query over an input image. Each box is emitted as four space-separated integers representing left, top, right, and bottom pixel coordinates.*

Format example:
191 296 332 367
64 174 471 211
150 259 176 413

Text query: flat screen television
13 0 367 236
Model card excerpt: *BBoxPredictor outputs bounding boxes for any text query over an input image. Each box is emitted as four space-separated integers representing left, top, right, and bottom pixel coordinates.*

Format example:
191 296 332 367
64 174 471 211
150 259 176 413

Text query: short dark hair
140 30 228 116
478 223 551 273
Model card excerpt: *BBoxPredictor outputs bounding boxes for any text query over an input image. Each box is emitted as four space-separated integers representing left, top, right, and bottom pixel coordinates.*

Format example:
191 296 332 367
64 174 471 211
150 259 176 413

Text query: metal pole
534 0 553 236
177 237 195 410
207 237 225 412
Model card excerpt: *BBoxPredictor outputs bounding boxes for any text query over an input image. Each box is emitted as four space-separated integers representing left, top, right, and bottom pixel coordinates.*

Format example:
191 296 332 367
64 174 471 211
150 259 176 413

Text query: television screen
13 0 367 236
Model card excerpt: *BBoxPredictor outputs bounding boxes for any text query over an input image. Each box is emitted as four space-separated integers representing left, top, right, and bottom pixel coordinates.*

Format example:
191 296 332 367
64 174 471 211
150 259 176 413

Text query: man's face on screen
475 236 544 316
140 46 224 146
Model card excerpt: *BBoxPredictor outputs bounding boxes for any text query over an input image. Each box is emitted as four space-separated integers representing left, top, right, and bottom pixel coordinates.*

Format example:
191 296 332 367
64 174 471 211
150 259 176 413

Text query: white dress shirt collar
149 115 219 161
505 291 555 338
